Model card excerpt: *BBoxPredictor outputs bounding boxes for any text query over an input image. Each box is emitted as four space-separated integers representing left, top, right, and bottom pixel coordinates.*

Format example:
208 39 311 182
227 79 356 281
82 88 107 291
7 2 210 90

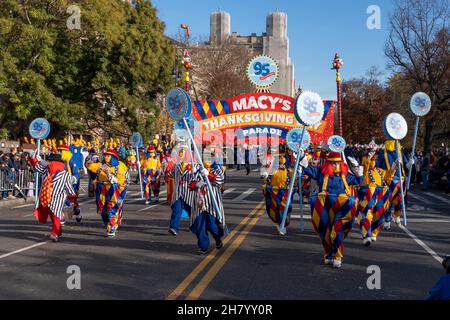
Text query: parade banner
192 93 335 144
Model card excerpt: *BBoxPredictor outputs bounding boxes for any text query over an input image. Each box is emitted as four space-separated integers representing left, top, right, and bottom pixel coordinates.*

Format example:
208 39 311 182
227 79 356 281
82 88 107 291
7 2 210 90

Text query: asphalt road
0 167 448 300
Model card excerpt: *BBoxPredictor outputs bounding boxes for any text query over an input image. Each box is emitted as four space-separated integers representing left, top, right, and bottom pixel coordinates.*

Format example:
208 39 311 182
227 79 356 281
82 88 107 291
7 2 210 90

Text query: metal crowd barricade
0 168 39 199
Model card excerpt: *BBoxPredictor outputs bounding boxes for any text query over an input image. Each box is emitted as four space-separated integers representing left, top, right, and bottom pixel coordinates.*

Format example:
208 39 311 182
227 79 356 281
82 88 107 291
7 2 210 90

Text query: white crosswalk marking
223 188 236 195
423 192 450 205
233 188 256 201
408 192 432 204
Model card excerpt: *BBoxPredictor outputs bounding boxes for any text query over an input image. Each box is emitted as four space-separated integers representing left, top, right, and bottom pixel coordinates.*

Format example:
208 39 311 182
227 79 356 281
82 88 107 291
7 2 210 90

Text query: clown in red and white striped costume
29 153 76 242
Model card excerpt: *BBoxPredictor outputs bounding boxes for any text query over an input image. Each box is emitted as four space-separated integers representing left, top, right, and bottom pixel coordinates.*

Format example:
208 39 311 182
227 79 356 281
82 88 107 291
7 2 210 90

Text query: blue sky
151 0 395 100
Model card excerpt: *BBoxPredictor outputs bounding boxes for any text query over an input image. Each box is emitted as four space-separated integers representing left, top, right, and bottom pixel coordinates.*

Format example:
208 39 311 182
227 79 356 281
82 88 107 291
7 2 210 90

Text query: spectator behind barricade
421 152 431 191
1 152 16 199
426 255 450 300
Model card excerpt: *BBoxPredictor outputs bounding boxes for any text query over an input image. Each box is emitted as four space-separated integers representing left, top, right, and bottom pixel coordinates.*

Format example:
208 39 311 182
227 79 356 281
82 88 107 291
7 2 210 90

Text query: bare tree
385 0 449 151
189 38 254 100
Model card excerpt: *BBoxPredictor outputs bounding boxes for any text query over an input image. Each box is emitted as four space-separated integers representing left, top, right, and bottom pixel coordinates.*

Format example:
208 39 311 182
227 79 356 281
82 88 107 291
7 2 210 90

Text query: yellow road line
185 206 265 300
166 202 264 300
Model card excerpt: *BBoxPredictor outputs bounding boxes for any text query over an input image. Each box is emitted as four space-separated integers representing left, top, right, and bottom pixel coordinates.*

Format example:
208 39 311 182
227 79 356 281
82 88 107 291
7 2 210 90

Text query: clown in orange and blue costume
300 151 363 268
376 140 411 229
356 149 397 246
58 144 82 223
86 149 129 237
141 145 162 204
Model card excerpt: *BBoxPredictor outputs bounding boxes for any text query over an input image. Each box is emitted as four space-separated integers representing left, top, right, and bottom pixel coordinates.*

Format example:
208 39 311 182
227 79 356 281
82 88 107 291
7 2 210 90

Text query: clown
300 152 363 268
189 158 226 254
357 148 397 246
86 149 129 237
376 139 411 229
167 149 197 236
141 145 162 204
58 144 82 223
162 148 175 205
262 154 293 236
29 153 76 242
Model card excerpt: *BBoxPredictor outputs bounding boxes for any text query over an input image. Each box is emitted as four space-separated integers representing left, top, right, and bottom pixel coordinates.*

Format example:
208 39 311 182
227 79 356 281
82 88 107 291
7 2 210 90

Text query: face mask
332 163 341 174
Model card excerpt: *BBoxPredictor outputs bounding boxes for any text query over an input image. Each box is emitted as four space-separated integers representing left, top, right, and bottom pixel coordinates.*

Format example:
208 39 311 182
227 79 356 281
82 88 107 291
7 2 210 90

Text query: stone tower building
208 11 295 97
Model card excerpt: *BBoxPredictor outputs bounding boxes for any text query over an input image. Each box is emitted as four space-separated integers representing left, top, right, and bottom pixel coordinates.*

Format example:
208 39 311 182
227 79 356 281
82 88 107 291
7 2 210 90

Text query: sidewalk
0 196 35 208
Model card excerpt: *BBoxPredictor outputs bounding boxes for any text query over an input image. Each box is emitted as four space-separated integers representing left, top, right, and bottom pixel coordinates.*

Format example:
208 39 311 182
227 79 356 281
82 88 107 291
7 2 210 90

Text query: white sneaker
395 216 401 226
383 221 391 230
363 237 372 247
324 258 333 265
370 236 377 242
276 225 287 236
145 200 150 205
333 259 342 268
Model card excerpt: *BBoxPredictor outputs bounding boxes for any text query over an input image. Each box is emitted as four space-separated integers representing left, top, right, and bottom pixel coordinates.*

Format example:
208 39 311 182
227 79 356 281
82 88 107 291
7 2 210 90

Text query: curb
0 197 36 208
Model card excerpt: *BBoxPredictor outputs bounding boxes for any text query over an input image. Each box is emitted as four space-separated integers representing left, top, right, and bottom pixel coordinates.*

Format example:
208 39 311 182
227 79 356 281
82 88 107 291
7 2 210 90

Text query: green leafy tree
0 0 176 142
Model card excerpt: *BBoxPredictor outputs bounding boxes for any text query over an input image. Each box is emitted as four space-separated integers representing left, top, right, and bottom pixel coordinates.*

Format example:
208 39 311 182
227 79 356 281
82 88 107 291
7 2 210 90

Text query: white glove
347 156 359 167
261 172 268 179
406 159 414 169
297 166 303 176
70 175 78 185
110 176 118 184
356 165 364 177
202 168 209 177
391 159 400 172
300 156 309 168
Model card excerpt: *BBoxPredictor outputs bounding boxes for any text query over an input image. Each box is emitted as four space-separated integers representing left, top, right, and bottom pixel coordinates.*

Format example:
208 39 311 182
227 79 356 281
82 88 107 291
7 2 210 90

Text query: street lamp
331 53 344 136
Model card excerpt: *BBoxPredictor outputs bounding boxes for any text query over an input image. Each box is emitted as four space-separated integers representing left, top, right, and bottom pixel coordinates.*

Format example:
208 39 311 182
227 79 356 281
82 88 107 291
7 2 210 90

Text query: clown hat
326 152 343 162
147 145 155 153
58 144 70 151
103 148 119 159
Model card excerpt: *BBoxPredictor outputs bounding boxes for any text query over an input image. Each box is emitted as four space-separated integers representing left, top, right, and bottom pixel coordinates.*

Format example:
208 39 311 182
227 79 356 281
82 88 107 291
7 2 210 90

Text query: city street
0 169 448 300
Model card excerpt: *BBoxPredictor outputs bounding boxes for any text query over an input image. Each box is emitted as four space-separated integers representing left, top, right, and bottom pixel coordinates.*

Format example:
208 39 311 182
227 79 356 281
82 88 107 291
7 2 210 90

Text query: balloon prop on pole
286 128 311 231
246 55 279 93
407 92 432 190
279 91 324 235
166 88 224 227
131 132 144 200
327 135 346 153
384 113 408 226
29 118 51 204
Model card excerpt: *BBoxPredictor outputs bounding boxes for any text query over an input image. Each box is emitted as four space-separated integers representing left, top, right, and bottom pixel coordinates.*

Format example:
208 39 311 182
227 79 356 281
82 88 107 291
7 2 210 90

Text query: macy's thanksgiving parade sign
192 92 335 144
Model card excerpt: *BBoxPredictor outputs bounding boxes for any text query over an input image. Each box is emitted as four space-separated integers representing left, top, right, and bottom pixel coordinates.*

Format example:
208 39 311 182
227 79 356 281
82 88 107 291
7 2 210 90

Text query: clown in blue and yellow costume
262 154 293 235
376 139 410 229
141 145 162 204
58 144 82 223
301 151 363 268
86 149 129 237
356 149 397 246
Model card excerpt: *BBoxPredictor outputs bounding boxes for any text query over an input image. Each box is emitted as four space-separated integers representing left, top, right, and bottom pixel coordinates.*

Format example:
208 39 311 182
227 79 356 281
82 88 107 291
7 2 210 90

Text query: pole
183 118 223 224
337 72 343 136
34 139 41 204
136 146 144 199
396 140 407 226
298 170 304 231
407 117 420 190
279 126 306 234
